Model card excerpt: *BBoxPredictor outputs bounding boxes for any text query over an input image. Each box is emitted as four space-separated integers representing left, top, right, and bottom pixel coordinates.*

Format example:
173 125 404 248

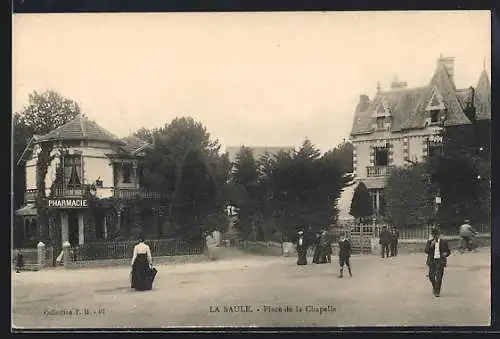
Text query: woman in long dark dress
296 230 307 265
131 236 153 291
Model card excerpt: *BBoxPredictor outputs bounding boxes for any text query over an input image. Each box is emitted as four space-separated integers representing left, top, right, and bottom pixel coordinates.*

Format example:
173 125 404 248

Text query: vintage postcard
12 10 491 329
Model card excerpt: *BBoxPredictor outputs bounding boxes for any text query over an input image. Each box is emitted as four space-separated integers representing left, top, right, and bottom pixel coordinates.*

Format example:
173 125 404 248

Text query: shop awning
15 204 38 216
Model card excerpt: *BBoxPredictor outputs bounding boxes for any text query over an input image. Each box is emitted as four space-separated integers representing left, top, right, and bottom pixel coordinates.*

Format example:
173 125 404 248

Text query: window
63 155 82 188
430 110 440 123
376 117 385 129
122 164 132 183
374 148 389 166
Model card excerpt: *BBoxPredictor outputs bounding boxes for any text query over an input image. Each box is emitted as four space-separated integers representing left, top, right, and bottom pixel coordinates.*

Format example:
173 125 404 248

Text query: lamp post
434 193 442 228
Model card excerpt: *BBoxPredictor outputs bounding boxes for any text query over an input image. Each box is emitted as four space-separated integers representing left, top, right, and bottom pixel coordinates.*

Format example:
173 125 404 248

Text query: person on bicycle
459 219 476 252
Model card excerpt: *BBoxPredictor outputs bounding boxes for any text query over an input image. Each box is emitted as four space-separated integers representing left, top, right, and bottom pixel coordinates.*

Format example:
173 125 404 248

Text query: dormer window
426 87 446 125
430 110 440 123
376 117 385 129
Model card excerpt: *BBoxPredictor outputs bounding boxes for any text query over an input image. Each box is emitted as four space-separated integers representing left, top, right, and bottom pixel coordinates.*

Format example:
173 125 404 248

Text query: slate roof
36 115 126 145
474 70 491 121
350 59 491 136
225 146 295 164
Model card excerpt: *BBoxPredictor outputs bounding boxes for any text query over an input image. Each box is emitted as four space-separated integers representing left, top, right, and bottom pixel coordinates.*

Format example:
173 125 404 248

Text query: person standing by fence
379 226 391 258
390 227 400 257
15 250 24 273
424 228 451 297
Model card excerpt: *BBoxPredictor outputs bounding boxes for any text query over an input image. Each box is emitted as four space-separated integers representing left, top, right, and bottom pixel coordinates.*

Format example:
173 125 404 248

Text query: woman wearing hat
424 228 451 297
296 230 308 265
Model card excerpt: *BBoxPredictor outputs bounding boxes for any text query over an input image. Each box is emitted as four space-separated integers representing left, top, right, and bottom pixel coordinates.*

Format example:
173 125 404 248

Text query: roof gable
36 115 126 145
424 64 470 126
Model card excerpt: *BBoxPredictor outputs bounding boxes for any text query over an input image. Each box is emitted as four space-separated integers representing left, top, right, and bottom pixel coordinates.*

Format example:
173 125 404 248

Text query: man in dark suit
424 227 451 297
390 227 400 257
379 226 391 258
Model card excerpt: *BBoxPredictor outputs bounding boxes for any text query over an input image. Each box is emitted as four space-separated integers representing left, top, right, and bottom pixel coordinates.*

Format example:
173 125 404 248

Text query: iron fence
71 239 204 261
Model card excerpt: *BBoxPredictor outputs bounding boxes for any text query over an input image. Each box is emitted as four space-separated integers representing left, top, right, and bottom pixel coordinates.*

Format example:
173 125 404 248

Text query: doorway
68 211 79 246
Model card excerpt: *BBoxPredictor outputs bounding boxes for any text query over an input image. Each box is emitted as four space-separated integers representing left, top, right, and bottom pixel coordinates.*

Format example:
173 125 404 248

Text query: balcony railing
24 186 162 202
53 186 91 197
366 165 394 177
113 188 162 200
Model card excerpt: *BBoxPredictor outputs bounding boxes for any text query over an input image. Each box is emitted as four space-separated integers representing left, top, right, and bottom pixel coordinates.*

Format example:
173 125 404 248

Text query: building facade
349 56 491 215
15 115 165 247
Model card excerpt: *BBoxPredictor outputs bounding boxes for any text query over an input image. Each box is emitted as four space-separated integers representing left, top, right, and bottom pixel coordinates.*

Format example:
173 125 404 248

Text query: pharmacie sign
47 199 88 208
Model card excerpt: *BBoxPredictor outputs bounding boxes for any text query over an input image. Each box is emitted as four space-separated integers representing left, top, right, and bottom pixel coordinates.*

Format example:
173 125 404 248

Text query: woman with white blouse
130 236 154 291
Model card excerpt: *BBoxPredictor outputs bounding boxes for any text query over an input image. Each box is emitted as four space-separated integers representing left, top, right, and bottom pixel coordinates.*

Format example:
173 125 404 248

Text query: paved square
12 248 490 328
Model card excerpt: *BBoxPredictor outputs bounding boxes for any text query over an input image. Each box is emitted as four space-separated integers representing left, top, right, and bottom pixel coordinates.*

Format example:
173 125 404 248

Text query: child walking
338 231 352 278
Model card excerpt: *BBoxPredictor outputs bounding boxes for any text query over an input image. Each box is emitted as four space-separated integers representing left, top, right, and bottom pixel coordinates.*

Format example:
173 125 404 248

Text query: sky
12 11 491 153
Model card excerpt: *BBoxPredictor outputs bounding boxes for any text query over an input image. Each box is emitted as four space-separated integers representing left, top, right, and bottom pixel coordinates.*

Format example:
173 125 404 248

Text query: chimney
437 56 455 84
359 95 370 112
391 81 407 90
390 73 407 90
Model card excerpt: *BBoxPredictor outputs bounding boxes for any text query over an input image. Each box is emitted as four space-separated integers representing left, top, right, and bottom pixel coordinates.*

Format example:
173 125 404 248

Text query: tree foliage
140 117 230 240
384 164 434 227
266 139 343 240
427 121 491 226
324 139 353 174
229 146 260 239
349 181 373 223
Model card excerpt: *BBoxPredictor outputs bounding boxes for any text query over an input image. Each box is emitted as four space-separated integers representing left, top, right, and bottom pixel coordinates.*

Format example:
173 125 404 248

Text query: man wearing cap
424 228 451 297
296 230 308 265
338 231 353 278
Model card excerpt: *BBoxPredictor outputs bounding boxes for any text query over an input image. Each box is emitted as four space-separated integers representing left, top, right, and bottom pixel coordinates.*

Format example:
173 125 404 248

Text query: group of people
295 221 477 298
295 228 353 278
378 226 400 258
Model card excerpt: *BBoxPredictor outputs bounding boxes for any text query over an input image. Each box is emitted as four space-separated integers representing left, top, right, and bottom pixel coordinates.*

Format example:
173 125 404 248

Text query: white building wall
354 141 370 180
390 138 405 168
25 165 36 190
83 157 113 187
408 135 426 163
24 141 119 193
